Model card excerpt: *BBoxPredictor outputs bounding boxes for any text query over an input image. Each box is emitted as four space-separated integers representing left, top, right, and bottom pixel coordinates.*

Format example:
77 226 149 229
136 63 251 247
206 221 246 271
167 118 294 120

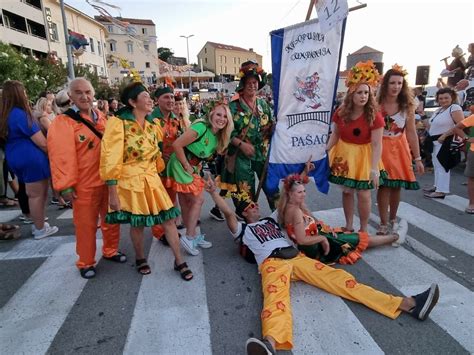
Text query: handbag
436 135 462 172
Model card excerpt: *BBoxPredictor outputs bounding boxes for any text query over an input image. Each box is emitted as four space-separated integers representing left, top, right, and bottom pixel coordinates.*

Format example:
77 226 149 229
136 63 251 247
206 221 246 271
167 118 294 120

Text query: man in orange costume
47 78 125 279
150 86 184 243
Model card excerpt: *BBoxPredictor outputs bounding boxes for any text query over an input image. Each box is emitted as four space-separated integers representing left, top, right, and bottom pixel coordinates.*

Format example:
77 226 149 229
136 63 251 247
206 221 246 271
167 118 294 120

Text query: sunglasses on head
243 201 258 212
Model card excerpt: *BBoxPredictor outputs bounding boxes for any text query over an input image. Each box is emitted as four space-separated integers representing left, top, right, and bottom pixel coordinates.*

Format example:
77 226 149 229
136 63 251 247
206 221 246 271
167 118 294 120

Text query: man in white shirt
205 178 439 355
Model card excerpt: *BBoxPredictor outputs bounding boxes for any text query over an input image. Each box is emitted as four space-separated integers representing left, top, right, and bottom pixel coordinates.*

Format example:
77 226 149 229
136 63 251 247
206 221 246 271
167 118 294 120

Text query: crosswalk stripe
314 208 474 353
0 241 102 354
0 235 75 260
291 283 383 354
434 194 469 212
57 209 73 219
0 209 22 223
396 202 474 256
368 213 448 262
123 238 212 354
363 239 474 353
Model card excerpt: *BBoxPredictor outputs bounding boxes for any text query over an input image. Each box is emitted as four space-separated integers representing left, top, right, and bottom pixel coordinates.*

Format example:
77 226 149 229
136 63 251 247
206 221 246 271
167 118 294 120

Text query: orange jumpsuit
47 109 120 269
150 107 183 239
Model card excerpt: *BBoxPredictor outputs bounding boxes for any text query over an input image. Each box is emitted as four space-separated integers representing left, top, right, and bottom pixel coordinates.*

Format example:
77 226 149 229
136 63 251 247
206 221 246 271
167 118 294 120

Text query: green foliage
158 47 174 62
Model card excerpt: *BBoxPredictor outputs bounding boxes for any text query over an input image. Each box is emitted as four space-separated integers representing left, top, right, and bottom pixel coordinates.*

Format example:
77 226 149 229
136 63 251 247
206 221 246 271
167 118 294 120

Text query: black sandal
103 251 127 263
174 261 193 281
136 258 151 275
80 266 96 279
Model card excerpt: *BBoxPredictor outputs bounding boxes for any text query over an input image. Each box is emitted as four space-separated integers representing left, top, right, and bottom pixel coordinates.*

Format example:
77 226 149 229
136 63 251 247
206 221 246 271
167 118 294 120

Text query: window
97 41 101 55
220 66 223 73
129 61 135 68
223 56 227 64
109 41 116 52
107 25 113 33
145 62 150 68
238 57 241 64
224 66 227 73
204 48 207 54
89 38 94 53
144 44 149 51
205 58 207 64
142 27 147 35
127 43 133 53
233 57 236 64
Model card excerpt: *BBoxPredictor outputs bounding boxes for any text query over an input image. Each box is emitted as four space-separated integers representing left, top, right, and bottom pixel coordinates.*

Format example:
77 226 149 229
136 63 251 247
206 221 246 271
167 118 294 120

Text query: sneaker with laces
196 234 212 248
392 219 408 247
410 283 440 321
209 206 225 221
245 337 275 355
180 235 200 256
33 222 59 240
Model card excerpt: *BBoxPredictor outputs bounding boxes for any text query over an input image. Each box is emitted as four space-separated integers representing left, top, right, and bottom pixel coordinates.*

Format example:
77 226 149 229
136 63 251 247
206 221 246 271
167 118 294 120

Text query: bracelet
414 157 422 161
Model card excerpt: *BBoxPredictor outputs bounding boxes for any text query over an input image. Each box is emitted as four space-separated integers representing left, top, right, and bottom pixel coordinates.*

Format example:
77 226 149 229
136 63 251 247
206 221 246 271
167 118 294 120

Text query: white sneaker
33 222 59 240
392 219 408 247
180 235 200 256
196 234 212 249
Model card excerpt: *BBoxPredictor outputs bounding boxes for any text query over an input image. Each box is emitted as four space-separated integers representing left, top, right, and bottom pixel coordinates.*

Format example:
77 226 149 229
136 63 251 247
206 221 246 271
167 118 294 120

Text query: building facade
197 41 263 79
0 0 109 78
95 16 159 85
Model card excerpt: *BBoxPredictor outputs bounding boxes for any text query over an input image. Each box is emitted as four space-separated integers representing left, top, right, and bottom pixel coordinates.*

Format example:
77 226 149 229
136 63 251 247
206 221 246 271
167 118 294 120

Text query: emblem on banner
293 72 322 109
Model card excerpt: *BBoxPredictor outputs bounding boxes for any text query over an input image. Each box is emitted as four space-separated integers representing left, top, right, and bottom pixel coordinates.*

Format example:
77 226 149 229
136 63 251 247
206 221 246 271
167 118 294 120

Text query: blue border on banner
266 157 330 195
270 28 284 118
264 19 347 196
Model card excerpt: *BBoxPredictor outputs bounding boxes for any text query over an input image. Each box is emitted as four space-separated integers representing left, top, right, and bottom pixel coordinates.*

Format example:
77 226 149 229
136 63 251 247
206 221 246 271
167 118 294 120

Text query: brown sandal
376 224 389 235
136 259 151 275
174 261 193 281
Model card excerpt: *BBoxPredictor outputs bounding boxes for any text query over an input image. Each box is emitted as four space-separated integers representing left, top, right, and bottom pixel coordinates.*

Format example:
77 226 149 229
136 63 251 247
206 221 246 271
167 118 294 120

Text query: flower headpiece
345 60 381 93
283 174 309 192
230 189 255 215
391 64 408 76
202 95 228 115
236 61 267 92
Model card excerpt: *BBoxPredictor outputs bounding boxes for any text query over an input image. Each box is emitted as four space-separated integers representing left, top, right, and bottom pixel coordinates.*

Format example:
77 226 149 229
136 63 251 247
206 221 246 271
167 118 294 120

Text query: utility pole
60 0 75 80
180 34 194 94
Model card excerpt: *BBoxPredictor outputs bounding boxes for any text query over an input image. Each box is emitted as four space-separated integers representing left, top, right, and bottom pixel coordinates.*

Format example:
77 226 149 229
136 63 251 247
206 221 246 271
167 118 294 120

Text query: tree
157 47 174 62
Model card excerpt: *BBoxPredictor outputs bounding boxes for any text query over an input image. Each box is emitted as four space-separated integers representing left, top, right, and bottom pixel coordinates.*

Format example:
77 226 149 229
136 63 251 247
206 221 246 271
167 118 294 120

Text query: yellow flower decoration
345 60 381 92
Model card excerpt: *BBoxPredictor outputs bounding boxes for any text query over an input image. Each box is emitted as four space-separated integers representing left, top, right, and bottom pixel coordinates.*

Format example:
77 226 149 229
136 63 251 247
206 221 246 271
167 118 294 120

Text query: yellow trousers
259 254 403 350
73 185 120 269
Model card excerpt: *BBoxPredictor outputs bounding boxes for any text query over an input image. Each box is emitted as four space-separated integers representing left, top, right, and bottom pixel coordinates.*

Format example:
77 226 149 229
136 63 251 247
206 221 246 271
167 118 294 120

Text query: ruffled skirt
329 139 386 190
165 153 205 195
380 134 419 190
106 172 179 227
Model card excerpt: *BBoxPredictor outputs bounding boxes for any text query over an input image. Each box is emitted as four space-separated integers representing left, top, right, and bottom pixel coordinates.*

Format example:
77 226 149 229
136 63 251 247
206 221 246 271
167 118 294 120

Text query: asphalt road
0 165 472 355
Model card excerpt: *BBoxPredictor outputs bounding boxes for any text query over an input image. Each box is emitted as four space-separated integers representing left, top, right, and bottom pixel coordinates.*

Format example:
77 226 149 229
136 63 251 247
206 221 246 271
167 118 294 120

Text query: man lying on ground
204 177 440 355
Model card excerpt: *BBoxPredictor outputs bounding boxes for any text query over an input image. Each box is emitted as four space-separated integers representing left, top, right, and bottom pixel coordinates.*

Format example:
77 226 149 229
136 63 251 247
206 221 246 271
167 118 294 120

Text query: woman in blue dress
0 81 58 239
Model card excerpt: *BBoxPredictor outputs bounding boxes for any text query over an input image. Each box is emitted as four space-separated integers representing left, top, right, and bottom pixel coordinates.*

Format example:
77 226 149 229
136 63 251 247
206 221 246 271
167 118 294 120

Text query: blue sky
68 0 473 86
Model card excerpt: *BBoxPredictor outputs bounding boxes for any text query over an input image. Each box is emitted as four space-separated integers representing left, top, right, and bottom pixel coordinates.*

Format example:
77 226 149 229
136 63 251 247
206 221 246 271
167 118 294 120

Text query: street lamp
180 34 194 94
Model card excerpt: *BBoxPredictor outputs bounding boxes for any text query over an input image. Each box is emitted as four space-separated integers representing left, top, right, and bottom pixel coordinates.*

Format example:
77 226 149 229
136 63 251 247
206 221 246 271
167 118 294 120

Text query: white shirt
231 218 291 266
428 104 462 136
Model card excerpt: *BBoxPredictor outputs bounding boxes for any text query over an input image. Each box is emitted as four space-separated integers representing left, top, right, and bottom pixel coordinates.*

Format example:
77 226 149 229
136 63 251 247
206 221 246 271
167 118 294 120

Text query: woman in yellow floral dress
100 82 192 280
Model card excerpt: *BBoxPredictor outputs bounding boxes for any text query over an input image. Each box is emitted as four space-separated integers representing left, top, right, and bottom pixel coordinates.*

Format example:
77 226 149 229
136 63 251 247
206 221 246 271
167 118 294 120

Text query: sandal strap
174 261 189 271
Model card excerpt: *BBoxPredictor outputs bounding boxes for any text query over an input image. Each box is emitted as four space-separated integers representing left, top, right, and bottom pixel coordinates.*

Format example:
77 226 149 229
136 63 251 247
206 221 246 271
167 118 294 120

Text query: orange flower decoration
267 284 278 293
280 275 288 285
307 223 318 236
345 279 358 288
391 63 408 76
314 261 325 270
266 266 277 273
283 174 309 192
261 309 272 319
276 301 286 311
346 60 381 93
